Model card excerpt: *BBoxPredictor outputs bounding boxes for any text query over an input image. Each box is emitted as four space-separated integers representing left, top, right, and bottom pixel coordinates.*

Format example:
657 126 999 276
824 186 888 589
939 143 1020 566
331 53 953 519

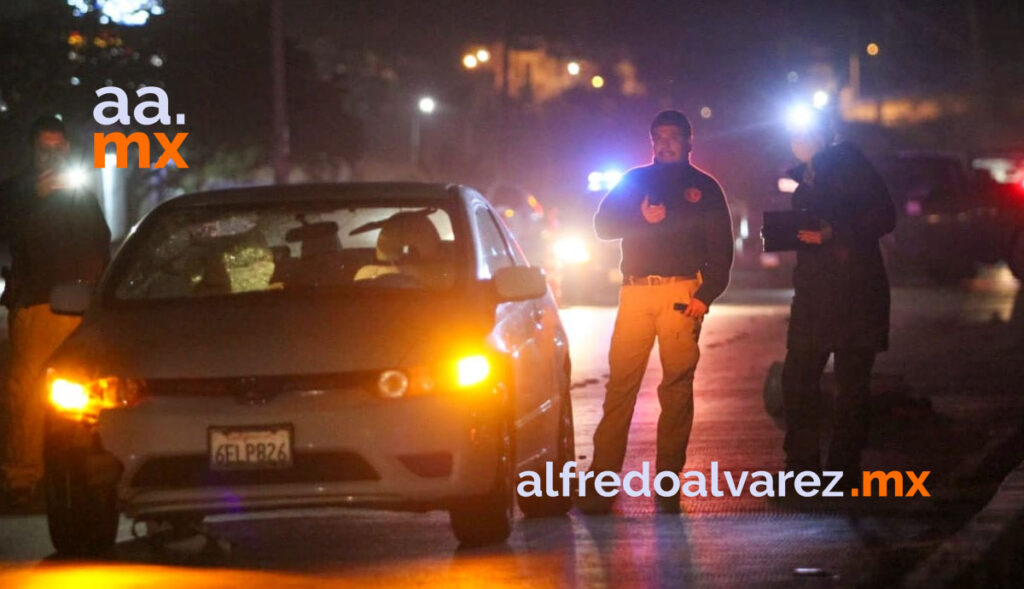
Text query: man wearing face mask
781 109 895 488
0 116 110 508
581 110 733 514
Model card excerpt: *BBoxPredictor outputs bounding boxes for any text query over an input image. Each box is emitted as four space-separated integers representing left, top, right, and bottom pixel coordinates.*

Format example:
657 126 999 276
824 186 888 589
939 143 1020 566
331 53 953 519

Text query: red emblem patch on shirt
685 188 702 203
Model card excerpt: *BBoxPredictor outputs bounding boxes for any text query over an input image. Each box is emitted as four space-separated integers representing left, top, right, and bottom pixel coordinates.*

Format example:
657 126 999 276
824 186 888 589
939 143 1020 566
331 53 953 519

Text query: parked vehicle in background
487 182 620 306
485 182 552 273
546 190 621 306
971 151 1024 280
745 150 1024 285
876 151 1023 283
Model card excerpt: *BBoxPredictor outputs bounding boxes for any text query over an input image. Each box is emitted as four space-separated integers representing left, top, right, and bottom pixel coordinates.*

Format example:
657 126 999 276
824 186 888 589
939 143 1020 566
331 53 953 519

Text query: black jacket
594 161 734 305
786 142 897 351
2 170 111 309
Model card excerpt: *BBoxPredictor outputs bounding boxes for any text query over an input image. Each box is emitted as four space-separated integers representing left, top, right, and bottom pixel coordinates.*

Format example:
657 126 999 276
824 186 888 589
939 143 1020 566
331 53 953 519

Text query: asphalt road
0 267 1022 588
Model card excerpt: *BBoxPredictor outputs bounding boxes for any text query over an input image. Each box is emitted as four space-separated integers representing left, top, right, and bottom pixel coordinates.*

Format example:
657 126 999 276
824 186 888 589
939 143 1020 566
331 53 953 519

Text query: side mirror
50 282 93 316
493 266 547 302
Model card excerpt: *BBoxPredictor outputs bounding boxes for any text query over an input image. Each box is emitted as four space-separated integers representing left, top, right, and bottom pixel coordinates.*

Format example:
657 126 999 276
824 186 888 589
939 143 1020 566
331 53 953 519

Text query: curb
900 457 1024 589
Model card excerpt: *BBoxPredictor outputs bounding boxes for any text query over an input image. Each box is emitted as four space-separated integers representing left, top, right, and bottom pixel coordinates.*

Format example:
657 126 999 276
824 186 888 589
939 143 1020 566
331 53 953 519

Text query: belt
622 274 697 286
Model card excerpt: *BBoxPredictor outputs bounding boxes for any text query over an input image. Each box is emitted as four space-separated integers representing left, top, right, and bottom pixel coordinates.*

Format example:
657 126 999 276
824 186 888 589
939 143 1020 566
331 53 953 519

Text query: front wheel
45 450 119 557
449 419 513 547
518 382 575 517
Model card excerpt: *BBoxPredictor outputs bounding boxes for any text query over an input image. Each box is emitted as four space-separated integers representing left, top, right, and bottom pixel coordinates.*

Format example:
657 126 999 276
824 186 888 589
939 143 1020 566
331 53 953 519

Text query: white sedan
42 183 575 555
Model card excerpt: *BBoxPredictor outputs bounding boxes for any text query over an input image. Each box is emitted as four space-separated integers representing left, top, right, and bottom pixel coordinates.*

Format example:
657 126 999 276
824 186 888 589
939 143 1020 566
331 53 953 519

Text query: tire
449 417 514 547
45 450 119 557
518 366 575 517
1009 232 1024 281
763 360 785 421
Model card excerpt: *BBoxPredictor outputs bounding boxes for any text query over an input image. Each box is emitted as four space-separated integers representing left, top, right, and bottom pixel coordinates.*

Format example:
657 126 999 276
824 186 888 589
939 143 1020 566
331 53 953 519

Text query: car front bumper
48 388 505 519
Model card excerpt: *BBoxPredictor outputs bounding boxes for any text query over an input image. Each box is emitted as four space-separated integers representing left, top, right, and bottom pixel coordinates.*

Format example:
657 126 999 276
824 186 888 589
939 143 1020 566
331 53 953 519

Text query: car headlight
553 236 591 265
47 370 143 418
456 355 491 388
49 378 91 412
372 354 493 399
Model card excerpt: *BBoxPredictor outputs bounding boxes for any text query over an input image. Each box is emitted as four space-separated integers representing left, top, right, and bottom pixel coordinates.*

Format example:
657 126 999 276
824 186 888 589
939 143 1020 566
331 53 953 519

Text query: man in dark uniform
582 110 733 513
1 116 111 507
781 110 896 486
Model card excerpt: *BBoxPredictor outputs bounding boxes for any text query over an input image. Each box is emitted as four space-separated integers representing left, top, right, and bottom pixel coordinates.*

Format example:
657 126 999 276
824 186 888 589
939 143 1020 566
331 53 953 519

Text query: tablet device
761 210 822 252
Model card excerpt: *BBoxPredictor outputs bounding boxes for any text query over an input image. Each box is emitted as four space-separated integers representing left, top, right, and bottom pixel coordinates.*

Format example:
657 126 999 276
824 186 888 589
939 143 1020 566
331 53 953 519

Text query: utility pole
498 0 512 181
966 0 990 146
271 0 290 184
410 115 421 169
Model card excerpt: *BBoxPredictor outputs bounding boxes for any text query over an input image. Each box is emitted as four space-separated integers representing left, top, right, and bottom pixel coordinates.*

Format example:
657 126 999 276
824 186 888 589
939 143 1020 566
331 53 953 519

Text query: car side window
496 216 530 267
474 206 515 279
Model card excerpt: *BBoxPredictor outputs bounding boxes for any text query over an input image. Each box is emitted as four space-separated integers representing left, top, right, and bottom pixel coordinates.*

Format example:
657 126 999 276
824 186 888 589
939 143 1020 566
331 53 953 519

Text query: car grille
143 373 378 404
131 451 380 489
144 373 378 395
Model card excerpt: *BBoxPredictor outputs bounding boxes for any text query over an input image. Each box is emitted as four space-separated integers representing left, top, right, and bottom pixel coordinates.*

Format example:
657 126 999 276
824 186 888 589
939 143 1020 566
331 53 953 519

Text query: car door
470 200 551 470
494 207 567 442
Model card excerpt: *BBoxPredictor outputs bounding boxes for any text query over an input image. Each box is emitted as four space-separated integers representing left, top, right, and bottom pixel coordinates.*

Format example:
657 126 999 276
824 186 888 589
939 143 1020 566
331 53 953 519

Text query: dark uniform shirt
593 161 734 305
3 171 111 309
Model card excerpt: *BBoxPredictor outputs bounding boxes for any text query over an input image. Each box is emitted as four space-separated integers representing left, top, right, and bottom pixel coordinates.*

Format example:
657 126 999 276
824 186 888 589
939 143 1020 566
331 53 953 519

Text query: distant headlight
777 177 799 194
553 236 591 265
47 371 143 419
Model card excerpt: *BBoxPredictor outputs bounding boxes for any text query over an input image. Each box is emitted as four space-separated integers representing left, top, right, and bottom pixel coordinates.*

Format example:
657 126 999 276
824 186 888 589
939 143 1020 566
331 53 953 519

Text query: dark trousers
781 347 875 474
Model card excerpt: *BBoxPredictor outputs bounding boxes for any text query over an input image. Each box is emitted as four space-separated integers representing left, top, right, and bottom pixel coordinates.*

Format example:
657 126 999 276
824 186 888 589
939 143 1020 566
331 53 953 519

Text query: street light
412 96 436 168
476 49 490 63
700 106 713 119
866 43 880 57
462 54 478 69
567 61 581 76
418 96 436 114
591 75 605 89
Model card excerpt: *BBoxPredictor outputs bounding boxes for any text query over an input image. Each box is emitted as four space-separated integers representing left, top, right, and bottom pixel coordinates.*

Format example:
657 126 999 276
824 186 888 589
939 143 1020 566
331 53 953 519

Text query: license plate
209 425 293 470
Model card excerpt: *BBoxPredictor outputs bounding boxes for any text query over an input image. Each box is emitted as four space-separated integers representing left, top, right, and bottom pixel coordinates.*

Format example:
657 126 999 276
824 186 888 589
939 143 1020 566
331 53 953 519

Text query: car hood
52 294 493 380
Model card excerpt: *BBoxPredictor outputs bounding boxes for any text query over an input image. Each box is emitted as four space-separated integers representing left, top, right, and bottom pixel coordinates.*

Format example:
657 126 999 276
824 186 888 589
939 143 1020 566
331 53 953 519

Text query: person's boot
575 475 616 515
655 490 682 514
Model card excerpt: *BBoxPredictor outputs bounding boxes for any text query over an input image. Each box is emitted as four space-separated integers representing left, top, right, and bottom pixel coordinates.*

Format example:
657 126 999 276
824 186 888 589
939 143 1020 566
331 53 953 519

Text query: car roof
156 182 468 210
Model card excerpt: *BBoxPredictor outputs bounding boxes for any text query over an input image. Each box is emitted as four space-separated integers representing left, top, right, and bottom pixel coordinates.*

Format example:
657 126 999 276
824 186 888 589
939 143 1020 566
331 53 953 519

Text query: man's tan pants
591 279 703 477
3 304 81 490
